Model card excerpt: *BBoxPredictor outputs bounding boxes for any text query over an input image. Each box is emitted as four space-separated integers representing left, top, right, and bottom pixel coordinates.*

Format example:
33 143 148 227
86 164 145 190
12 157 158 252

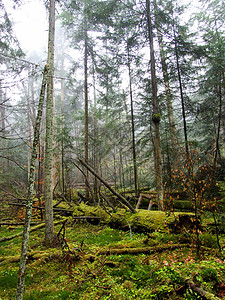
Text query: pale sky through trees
3 0 199 57
3 0 48 55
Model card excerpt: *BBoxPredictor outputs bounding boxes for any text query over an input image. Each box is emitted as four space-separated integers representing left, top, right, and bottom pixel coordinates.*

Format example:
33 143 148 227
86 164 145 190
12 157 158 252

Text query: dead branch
0 187 26 201
136 194 142 209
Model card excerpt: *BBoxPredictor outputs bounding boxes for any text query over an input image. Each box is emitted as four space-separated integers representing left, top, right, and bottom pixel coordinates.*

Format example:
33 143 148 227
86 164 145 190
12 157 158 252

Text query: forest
0 0 225 299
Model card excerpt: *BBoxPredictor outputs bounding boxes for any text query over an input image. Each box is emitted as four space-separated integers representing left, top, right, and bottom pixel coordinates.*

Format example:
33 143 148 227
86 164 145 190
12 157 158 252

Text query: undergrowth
0 219 225 299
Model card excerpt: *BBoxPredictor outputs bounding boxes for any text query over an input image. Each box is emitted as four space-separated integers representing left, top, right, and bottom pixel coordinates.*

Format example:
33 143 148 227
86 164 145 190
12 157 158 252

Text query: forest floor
0 207 225 299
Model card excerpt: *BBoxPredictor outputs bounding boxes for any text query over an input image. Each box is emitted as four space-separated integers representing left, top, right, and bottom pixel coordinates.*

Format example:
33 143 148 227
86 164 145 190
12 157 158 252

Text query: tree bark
146 0 164 210
15 66 47 300
44 0 56 247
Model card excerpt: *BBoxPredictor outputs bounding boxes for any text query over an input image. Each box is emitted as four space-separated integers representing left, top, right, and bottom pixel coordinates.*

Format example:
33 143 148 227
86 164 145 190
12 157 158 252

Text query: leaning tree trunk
44 0 56 247
146 0 164 210
15 66 48 300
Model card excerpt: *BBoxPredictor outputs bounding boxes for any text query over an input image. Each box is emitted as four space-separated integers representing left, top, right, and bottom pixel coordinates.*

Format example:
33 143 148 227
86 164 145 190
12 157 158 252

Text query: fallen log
0 219 68 243
72 203 194 234
98 243 188 255
78 158 135 213
0 250 61 265
184 279 221 300
0 222 40 226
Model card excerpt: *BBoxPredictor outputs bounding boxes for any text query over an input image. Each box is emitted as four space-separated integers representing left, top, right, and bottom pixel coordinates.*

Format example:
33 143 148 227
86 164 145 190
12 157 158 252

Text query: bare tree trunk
127 42 139 197
146 0 164 210
15 66 47 300
44 0 57 247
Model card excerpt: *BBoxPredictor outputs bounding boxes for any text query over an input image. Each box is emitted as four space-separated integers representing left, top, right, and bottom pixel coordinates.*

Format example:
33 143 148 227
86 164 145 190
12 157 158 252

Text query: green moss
152 113 161 123
72 205 191 234
129 210 176 233
173 200 193 211
73 203 112 223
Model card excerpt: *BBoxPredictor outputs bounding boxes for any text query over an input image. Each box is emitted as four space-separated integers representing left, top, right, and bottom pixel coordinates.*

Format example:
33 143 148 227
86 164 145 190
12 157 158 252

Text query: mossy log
184 279 220 300
173 200 194 211
0 219 67 243
98 243 188 255
73 203 193 234
0 250 61 265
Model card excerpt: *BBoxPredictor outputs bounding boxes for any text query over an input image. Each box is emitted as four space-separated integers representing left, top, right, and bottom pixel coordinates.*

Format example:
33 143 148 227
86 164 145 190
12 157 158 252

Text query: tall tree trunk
26 85 32 182
154 12 179 154
0 79 6 173
127 42 139 197
15 66 47 300
37 143 44 220
84 4 89 199
211 75 222 190
146 0 164 210
60 78 65 194
213 27 224 174
92 68 100 201
172 24 189 161
44 0 56 247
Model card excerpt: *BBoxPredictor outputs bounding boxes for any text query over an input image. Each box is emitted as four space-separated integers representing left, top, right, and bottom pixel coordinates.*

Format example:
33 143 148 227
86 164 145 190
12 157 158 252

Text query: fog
2 0 48 55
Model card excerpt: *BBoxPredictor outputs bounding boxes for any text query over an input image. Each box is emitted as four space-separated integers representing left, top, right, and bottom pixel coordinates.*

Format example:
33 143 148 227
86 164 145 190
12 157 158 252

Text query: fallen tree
77 159 136 213
0 219 67 243
0 249 62 266
72 203 194 234
98 243 188 255
184 279 221 300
